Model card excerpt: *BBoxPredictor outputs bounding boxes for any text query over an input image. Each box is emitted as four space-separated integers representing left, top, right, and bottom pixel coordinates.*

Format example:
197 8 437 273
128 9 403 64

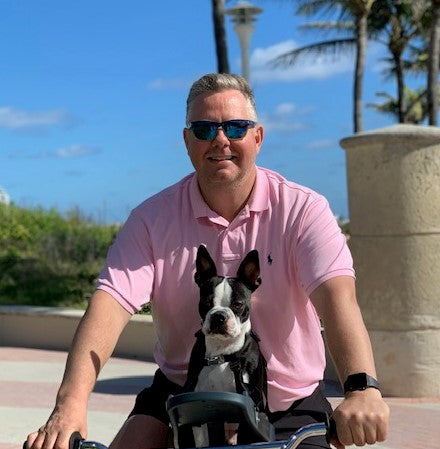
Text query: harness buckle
205 356 225 366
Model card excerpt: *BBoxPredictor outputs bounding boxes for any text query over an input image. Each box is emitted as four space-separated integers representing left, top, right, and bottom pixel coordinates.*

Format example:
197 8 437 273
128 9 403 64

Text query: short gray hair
186 73 257 124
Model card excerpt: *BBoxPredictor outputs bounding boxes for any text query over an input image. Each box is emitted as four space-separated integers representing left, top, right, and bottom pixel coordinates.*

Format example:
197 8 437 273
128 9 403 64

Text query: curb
0 305 157 360
0 305 339 383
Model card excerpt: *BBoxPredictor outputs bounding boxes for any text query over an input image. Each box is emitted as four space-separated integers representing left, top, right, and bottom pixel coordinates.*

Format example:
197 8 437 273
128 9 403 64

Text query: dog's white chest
195 364 236 392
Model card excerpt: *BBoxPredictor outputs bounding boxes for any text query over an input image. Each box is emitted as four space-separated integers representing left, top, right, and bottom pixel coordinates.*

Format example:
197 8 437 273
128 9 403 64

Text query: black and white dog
183 245 267 445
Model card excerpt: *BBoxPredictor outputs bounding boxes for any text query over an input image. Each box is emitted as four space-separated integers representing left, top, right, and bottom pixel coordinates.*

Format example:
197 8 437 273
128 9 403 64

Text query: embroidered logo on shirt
267 253 273 265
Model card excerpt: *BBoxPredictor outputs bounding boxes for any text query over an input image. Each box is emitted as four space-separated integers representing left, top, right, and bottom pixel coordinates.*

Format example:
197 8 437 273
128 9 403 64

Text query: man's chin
205 168 241 184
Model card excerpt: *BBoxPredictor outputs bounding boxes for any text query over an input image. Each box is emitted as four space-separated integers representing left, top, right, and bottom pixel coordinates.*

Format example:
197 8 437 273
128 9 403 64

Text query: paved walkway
1 346 439 449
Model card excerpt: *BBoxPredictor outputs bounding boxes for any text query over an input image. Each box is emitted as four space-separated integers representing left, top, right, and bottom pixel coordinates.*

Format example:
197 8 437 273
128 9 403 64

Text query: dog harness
184 329 268 412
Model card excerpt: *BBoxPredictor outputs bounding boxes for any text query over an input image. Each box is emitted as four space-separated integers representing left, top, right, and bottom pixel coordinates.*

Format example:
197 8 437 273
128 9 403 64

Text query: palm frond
366 85 433 124
295 0 342 18
299 20 356 35
271 38 356 67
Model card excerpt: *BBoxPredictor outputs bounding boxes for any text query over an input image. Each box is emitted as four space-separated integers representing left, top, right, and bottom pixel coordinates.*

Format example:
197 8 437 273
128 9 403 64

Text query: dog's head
194 245 261 341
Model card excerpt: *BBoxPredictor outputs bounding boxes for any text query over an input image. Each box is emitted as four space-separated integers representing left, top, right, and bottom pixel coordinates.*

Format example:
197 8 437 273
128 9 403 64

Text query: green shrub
0 204 350 310
0 203 120 308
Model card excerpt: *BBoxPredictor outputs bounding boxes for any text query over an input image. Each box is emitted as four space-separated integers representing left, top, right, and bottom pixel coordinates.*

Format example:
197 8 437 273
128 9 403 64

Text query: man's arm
310 276 389 448
26 289 132 449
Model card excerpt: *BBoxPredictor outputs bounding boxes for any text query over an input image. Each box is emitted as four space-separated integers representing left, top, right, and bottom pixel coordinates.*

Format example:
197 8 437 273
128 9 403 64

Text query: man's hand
331 388 389 448
25 400 87 449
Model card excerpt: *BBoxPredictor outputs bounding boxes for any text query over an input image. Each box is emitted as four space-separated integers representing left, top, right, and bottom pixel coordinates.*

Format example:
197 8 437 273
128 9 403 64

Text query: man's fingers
28 430 46 449
25 429 61 449
40 430 58 449
333 413 352 446
54 432 73 449
330 434 345 449
24 431 39 449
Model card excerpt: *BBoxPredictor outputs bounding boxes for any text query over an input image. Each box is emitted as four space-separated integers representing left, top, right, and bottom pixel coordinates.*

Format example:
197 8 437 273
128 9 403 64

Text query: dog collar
204 354 238 366
202 331 261 367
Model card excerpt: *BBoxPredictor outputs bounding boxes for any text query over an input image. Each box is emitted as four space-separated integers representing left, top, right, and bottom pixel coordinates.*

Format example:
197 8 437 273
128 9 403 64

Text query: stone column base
370 329 440 397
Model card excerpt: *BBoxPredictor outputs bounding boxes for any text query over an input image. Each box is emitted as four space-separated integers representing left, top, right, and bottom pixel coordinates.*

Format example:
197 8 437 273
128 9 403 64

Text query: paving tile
1 347 440 449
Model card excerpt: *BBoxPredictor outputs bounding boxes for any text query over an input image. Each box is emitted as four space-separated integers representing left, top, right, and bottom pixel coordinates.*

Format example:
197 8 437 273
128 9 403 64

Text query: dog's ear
237 249 261 292
195 245 217 286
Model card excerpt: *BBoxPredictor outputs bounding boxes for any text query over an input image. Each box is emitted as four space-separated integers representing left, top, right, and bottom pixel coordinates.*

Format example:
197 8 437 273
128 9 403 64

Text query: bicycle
67 391 337 449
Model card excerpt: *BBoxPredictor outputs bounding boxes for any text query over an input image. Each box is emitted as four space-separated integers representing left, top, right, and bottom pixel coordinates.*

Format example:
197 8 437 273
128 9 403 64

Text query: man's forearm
56 290 132 406
324 303 377 384
310 276 377 384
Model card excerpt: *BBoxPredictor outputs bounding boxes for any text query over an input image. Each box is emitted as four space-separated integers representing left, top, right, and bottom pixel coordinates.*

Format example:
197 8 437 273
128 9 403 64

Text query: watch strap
343 372 380 394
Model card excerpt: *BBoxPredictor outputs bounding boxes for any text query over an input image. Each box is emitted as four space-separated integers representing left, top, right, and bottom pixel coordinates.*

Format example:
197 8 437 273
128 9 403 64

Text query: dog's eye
231 300 245 313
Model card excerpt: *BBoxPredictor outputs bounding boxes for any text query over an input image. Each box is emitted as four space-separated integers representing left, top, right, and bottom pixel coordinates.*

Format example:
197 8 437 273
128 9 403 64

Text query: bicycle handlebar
22 432 84 449
74 419 337 449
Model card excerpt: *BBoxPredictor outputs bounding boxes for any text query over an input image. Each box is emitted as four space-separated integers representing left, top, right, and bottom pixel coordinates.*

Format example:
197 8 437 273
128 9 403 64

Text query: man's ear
255 124 264 154
183 128 190 152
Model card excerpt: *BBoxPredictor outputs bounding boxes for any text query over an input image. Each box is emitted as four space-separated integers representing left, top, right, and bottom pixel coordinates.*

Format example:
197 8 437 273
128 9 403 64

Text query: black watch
343 372 380 394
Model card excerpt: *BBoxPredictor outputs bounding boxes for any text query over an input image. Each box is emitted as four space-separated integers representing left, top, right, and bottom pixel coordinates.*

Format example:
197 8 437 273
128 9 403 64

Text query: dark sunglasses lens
190 120 254 140
192 124 216 140
224 123 248 139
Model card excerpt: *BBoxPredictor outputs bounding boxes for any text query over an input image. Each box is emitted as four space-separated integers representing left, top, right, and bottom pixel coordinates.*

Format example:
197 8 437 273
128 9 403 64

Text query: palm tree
375 1 438 125
427 0 440 125
369 0 429 123
366 86 432 123
272 0 375 133
212 0 230 73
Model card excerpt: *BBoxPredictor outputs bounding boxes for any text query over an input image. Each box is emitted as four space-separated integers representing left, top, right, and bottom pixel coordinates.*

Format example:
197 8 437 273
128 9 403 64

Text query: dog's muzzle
207 310 230 334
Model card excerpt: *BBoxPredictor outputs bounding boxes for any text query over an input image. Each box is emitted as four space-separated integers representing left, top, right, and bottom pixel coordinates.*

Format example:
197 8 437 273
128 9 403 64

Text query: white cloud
251 40 298 67
274 103 297 115
0 107 72 130
306 139 336 150
29 144 101 159
250 39 354 83
9 145 100 159
260 101 307 133
54 144 100 158
147 78 191 90
261 117 306 132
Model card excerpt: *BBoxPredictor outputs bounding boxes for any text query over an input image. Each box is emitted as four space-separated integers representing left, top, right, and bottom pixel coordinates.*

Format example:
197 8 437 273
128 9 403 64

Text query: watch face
353 373 368 389
344 373 380 393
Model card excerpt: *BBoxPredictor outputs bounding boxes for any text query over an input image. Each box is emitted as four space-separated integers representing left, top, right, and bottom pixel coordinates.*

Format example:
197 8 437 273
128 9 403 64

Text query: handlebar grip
23 432 83 449
326 416 338 443
69 432 84 449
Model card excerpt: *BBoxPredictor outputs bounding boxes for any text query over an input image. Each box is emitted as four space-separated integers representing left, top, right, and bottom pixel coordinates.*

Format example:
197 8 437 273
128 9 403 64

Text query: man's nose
211 126 230 143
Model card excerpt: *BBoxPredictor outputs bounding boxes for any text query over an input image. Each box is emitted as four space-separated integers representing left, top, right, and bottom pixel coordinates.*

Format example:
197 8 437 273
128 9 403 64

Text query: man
26 73 389 449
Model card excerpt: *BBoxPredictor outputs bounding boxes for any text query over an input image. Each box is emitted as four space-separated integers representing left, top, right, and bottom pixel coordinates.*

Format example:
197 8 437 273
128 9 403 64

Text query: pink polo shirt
97 167 354 412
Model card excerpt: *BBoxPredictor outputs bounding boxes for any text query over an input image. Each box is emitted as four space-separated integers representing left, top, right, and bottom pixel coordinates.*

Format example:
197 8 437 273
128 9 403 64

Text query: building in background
0 186 11 205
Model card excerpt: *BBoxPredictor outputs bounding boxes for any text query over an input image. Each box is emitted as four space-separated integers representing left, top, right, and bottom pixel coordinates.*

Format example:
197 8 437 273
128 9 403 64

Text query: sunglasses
188 119 257 141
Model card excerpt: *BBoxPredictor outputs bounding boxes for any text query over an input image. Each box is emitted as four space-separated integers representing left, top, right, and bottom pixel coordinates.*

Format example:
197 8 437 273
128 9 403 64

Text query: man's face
183 89 263 191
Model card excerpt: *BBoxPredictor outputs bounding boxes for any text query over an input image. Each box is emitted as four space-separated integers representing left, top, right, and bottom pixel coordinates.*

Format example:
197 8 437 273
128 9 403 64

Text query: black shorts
266 383 333 448
129 369 333 449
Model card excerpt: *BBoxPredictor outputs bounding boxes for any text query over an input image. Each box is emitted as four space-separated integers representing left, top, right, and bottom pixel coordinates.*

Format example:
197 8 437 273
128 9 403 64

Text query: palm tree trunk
212 0 230 73
354 14 368 133
427 1 440 126
394 52 405 123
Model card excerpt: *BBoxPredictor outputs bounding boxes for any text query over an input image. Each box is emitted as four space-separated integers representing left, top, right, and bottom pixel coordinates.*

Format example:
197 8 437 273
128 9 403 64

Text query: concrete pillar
340 124 440 397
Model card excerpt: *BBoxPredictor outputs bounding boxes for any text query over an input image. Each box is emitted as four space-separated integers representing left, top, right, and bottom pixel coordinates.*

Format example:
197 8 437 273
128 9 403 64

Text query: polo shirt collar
190 167 270 220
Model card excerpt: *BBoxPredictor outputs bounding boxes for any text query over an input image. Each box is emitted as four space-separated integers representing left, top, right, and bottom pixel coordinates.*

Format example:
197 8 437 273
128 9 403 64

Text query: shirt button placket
220 220 246 274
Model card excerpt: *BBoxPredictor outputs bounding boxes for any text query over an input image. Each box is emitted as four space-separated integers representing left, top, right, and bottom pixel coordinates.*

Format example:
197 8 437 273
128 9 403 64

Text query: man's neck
197 176 256 223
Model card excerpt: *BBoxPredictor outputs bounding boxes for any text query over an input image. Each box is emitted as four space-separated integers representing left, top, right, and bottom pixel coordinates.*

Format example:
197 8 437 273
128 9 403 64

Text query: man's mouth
208 156 234 161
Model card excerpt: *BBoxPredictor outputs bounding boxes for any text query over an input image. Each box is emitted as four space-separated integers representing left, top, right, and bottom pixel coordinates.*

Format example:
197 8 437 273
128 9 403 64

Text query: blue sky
0 0 414 223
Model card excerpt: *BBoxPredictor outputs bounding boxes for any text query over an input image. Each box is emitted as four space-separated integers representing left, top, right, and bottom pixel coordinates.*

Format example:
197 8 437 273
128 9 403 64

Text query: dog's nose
209 310 228 332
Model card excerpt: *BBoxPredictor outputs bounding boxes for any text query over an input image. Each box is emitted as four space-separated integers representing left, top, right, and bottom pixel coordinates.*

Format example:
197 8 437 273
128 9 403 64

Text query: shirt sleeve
96 210 155 314
294 196 355 296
